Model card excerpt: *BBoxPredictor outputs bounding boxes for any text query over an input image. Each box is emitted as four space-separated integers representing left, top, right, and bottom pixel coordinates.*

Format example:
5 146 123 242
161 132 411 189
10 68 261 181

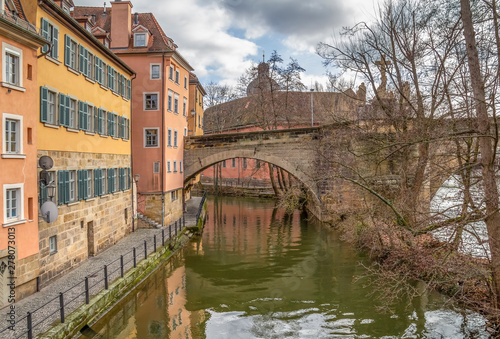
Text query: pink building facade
75 1 195 225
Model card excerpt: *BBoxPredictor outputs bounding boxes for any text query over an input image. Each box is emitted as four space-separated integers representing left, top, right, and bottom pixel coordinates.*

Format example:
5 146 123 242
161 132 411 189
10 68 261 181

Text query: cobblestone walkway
1 197 202 339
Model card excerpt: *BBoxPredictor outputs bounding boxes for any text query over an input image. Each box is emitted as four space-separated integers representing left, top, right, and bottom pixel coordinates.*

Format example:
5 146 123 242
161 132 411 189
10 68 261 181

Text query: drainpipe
161 52 165 227
130 72 136 232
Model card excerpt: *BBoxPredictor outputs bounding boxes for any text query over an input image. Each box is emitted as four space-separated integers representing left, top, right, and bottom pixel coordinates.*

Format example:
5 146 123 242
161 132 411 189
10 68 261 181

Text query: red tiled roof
73 6 177 53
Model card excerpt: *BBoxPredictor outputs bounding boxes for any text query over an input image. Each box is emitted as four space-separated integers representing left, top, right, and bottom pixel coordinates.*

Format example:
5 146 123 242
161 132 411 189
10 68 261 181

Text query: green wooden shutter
78 101 83 130
107 169 112 193
59 93 66 126
64 171 70 204
41 18 49 53
58 171 64 205
64 35 71 66
77 170 83 200
94 107 98 133
107 112 112 136
65 95 70 127
83 48 88 77
40 87 48 123
79 45 83 73
52 27 59 59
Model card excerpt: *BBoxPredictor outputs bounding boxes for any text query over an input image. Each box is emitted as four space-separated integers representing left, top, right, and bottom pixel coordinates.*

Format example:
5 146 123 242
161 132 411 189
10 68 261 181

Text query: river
86 196 489 338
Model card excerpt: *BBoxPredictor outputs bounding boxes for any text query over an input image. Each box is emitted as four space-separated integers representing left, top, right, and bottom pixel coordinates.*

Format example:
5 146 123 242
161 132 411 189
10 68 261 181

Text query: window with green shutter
40 86 48 123
41 18 50 53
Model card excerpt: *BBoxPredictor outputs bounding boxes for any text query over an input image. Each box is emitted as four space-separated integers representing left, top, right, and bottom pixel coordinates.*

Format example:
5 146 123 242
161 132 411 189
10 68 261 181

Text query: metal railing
195 191 207 223
0 216 189 339
0 10 40 35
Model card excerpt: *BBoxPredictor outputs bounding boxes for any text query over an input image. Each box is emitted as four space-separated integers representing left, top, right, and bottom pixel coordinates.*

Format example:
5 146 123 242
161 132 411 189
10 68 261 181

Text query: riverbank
0 197 206 339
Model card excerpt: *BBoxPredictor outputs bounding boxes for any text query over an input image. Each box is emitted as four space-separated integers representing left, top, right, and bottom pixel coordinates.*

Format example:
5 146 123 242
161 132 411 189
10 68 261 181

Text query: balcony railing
0 10 40 35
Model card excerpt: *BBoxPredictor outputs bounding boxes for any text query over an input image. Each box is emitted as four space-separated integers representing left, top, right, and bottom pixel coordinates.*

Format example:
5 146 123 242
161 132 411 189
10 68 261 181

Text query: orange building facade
74 1 195 226
0 2 47 304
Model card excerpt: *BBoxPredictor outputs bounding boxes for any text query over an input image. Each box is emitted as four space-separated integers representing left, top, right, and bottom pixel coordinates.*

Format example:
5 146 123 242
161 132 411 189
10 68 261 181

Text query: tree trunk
268 163 281 196
461 0 500 307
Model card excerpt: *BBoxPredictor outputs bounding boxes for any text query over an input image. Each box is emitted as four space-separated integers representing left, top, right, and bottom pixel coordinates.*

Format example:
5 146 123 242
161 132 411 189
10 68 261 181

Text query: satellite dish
39 156 54 170
41 201 59 223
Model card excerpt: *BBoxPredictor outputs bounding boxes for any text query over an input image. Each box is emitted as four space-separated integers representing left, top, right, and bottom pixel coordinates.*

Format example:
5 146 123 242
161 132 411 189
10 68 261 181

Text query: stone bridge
183 124 458 221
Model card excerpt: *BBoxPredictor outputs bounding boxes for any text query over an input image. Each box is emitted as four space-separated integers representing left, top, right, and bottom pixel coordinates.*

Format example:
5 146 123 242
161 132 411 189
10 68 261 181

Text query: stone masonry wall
141 189 184 227
37 151 132 288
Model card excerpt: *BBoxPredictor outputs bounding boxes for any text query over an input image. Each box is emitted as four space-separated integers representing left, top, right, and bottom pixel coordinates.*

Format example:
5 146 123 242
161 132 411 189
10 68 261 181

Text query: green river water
87 196 489 338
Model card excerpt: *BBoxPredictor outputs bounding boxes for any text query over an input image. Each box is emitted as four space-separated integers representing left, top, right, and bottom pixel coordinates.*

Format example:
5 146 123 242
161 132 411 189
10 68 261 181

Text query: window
169 66 173 80
243 158 247 169
78 45 89 76
93 168 106 197
167 160 171 173
4 184 23 224
222 160 226 168
42 88 57 125
49 236 57 255
256 160 261 169
173 161 177 173
145 128 159 147
180 161 183 173
86 170 93 198
69 170 76 202
87 104 94 132
184 76 187 89
199 115 202 128
126 79 131 100
3 114 22 155
107 112 117 137
167 91 173 111
78 101 89 131
3 46 21 86
69 99 77 128
107 66 117 92
107 168 116 193
78 169 90 200
41 18 59 60
167 128 172 147
151 64 160 79
153 161 160 174
95 56 104 85
134 33 146 47
174 94 179 114
175 70 179 84
173 130 178 147
184 127 187 136
145 93 158 110
232 158 236 168
171 190 178 201
64 35 77 70
183 98 187 116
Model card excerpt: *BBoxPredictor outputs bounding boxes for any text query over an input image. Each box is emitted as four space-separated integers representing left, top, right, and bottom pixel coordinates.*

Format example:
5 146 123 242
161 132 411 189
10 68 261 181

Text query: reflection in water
91 196 488 338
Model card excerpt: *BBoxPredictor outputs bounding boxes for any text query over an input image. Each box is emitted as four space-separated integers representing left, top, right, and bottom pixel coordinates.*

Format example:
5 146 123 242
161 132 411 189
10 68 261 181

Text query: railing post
59 292 65 323
85 277 89 304
154 234 157 252
27 312 33 339
144 240 147 259
133 247 136 268
104 265 108 290
120 255 124 278
162 229 165 246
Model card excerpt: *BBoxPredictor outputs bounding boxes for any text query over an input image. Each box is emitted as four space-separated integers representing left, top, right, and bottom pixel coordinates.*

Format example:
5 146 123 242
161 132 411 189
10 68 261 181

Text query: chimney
134 12 138 25
110 1 133 48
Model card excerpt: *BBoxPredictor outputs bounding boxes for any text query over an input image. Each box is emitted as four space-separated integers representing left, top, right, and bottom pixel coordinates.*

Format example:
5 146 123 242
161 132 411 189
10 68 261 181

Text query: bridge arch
183 149 321 208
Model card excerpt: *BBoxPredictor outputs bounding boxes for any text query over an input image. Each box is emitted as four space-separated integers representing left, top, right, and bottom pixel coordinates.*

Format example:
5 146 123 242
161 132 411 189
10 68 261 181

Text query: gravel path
1 197 203 339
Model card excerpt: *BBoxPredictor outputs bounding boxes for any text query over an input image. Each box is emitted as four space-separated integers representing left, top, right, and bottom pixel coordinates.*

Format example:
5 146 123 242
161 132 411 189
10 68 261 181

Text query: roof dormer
132 25 150 48
54 0 74 14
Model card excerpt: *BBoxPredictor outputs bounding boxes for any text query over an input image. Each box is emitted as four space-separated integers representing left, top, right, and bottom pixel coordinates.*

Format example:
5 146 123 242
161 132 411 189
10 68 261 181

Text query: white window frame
134 33 147 47
167 90 173 111
183 97 187 116
86 169 93 199
184 75 187 89
86 103 94 133
167 128 172 147
175 70 180 84
174 94 179 114
47 89 57 125
173 129 178 148
144 128 160 148
169 66 174 80
69 97 77 129
49 235 57 254
153 161 160 174
184 127 187 136
150 63 161 80
167 160 171 173
144 92 159 111
67 36 78 70
2 42 23 90
173 160 177 173
2 113 23 157
3 183 24 225
69 170 76 203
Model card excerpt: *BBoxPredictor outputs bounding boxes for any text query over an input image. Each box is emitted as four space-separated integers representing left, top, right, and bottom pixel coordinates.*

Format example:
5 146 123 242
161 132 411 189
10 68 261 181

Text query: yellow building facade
32 0 135 286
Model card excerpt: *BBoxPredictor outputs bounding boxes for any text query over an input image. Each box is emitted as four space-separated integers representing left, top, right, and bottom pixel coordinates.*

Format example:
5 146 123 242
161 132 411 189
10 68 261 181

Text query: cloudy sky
78 0 380 88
